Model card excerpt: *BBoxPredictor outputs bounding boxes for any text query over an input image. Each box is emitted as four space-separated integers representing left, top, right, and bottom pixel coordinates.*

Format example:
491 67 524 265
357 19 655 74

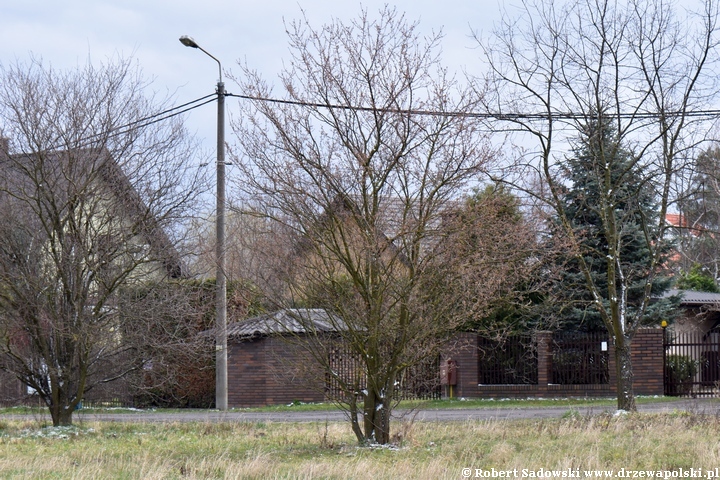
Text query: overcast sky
0 0 504 161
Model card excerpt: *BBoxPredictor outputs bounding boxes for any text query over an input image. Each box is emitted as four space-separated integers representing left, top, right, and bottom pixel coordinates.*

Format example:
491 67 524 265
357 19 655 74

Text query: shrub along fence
664 330 720 396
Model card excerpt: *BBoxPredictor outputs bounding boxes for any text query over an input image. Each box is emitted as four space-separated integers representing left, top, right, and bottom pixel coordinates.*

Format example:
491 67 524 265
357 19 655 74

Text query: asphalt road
10 397 716 424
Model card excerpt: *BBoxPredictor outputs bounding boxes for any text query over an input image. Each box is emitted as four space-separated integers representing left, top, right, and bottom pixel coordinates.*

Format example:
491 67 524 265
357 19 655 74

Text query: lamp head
179 35 199 48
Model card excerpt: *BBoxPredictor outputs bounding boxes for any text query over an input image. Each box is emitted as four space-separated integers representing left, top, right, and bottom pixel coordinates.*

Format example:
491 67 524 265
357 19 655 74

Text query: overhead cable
228 92 720 121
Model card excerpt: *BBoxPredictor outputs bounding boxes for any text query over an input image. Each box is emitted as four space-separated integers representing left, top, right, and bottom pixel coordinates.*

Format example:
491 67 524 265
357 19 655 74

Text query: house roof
226 308 344 339
666 213 688 229
665 289 720 306
665 212 705 237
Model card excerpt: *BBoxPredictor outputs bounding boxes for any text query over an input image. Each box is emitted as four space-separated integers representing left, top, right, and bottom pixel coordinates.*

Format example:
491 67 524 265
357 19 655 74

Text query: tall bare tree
676 146 720 281
0 57 207 425
187 209 291 301
230 7 499 444
479 0 720 411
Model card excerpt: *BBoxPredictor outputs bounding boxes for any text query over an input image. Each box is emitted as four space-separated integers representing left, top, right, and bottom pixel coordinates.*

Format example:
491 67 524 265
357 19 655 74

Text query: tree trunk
48 382 77 426
362 393 391 444
614 337 636 412
49 403 74 426
349 395 365 444
56 408 74 426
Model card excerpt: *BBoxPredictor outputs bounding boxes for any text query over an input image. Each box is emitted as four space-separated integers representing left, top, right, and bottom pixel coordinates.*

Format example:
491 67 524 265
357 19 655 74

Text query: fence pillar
444 333 479 399
630 328 664 396
536 331 553 394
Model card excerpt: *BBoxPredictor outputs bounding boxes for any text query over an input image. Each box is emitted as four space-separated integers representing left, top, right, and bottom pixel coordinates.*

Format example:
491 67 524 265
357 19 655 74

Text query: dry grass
1 412 719 479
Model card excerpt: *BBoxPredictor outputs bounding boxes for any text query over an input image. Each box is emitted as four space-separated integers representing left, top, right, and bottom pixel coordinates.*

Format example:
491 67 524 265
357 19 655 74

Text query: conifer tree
555 115 676 332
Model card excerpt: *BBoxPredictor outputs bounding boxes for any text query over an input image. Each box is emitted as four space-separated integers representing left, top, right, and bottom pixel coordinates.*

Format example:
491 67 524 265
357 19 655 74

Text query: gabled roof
226 308 343 339
0 142 185 278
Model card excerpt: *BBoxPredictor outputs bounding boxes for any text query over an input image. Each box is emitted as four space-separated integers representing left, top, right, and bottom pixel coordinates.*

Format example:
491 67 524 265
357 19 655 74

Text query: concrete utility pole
179 35 228 410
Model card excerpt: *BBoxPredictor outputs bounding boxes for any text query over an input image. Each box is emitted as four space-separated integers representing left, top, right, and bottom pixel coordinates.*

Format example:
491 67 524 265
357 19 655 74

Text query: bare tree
435 185 561 336
479 0 720 411
675 146 720 282
230 7 499 444
0 57 207 425
187 208 292 301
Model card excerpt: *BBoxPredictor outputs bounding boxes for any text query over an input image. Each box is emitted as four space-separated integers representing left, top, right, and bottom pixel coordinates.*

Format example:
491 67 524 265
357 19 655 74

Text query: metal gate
664 329 720 396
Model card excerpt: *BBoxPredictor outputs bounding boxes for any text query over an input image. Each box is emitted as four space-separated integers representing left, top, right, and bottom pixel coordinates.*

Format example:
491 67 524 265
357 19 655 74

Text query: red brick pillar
444 333 479 399
630 328 664 396
606 328 664 398
536 331 553 394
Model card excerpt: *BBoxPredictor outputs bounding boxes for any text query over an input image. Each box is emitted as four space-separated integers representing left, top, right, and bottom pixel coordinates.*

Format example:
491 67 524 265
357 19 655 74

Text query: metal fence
477 332 610 386
326 346 441 401
551 331 610 385
664 330 720 396
477 335 538 385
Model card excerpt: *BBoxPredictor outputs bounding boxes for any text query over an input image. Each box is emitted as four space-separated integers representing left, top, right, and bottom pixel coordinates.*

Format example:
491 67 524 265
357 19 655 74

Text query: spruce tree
556 115 676 332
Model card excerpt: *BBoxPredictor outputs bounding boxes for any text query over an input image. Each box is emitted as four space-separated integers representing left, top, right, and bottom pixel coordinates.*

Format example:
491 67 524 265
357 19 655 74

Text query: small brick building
226 309 337 407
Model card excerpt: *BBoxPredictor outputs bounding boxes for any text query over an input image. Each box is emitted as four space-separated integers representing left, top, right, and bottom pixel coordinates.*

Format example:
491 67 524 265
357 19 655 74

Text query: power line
50 94 217 151
228 92 720 121
55 89 720 152
99 96 217 145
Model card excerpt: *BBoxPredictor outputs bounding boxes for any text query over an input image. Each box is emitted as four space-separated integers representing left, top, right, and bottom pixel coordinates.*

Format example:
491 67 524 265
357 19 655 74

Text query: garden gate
664 329 720 396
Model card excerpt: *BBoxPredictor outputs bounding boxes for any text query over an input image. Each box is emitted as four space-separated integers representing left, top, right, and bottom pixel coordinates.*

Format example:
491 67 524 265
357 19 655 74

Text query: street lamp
179 35 228 411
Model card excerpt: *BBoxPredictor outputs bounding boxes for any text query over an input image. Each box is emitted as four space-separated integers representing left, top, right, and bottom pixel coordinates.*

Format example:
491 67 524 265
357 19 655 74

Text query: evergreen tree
675 263 719 293
555 115 676 332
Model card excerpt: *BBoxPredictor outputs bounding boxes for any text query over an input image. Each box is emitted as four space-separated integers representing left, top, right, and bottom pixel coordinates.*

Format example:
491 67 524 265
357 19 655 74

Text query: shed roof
665 289 720 306
226 308 343 339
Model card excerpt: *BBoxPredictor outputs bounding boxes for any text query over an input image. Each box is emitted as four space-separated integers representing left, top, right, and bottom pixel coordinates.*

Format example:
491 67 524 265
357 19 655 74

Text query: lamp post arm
179 35 223 83
197 46 223 84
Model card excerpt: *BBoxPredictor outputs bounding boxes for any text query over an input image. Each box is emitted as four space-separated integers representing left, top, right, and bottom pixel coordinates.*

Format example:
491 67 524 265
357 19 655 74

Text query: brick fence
444 328 664 398
1 328 665 408
223 328 665 407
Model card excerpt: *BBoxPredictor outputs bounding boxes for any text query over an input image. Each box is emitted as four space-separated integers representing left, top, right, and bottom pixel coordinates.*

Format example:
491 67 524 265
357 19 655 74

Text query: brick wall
446 328 664 399
629 328 664 395
228 335 325 408
228 329 665 407
443 332 479 399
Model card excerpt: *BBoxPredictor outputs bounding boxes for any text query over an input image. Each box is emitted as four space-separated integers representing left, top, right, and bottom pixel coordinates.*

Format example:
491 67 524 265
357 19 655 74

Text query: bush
665 354 698 396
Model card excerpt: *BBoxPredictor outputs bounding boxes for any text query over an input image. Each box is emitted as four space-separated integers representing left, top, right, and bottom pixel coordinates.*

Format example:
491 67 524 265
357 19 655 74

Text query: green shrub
665 354 698 395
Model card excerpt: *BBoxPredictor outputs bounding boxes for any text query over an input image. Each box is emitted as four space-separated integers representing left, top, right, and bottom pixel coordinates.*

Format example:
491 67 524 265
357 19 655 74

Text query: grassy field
1 411 719 479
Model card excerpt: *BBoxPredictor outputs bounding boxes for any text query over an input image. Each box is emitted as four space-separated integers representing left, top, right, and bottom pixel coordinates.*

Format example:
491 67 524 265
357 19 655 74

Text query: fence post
629 328 665 396
662 323 668 395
